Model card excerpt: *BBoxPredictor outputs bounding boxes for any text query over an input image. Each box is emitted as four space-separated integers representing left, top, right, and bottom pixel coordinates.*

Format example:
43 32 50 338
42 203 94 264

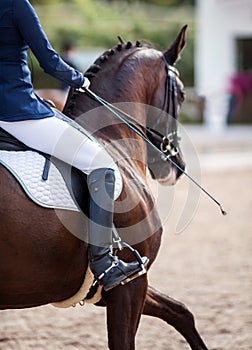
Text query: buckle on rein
112 226 147 285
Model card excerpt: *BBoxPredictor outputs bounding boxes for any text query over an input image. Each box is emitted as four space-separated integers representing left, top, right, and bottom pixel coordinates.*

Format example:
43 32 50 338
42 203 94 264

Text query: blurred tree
31 0 195 88
104 0 195 5
31 0 194 5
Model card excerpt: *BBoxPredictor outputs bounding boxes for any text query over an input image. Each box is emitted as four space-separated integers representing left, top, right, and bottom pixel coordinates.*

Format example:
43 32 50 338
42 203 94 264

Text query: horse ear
164 25 187 65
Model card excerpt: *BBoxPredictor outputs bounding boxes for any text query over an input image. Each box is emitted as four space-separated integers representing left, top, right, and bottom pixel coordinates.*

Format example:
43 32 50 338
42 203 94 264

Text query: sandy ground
1 126 252 350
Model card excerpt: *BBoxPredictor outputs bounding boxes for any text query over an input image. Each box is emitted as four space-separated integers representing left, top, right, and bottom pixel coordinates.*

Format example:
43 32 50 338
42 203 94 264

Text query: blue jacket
0 0 84 121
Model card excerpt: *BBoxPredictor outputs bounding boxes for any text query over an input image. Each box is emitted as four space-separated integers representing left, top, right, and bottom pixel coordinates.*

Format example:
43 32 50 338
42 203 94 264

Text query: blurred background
31 0 252 128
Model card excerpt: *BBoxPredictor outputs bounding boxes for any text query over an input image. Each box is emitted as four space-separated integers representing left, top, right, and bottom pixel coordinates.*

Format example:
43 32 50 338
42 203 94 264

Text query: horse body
0 27 208 349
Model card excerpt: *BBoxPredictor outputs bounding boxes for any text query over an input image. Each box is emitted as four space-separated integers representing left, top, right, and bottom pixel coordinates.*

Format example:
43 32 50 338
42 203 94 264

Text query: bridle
146 55 181 162
79 57 227 215
82 54 181 162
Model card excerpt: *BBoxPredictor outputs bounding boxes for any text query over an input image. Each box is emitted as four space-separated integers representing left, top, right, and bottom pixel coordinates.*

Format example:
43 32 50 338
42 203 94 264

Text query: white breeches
0 113 122 199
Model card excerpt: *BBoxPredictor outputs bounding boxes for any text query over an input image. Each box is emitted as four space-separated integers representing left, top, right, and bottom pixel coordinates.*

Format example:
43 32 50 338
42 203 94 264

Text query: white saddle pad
0 150 78 211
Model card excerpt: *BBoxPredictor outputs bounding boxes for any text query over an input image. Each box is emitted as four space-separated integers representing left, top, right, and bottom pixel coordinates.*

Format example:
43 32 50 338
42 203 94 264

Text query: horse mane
84 38 153 80
63 38 154 116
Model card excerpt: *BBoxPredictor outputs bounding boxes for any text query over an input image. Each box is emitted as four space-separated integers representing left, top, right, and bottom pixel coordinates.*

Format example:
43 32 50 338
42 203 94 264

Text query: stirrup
112 224 145 260
113 226 146 263
112 224 149 280
120 257 148 286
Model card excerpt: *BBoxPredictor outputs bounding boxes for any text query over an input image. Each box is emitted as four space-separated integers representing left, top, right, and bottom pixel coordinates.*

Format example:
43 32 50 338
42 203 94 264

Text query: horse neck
64 45 162 120
63 46 163 177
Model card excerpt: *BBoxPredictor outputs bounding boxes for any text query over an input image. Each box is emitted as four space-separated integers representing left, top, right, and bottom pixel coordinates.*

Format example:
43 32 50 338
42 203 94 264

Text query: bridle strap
150 56 180 151
80 55 180 158
80 87 226 216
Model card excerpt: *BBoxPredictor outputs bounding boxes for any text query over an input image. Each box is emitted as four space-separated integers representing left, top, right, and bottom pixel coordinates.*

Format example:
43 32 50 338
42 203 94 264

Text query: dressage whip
79 87 227 216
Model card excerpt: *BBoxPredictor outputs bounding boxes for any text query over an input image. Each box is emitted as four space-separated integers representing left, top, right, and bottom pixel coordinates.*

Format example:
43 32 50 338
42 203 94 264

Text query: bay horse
0 26 208 350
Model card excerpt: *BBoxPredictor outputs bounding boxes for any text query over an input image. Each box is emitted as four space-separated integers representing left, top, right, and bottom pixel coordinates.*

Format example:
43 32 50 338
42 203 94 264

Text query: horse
0 26 208 350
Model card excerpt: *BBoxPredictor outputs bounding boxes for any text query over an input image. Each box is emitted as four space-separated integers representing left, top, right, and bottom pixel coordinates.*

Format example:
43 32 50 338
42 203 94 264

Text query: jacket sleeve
13 0 85 88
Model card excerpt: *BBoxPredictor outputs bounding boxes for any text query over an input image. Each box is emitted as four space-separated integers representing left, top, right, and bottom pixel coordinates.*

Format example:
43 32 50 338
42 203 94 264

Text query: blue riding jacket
0 0 84 121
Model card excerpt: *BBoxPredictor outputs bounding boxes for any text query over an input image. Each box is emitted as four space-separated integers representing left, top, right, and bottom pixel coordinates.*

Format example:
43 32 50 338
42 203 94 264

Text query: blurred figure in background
225 72 252 124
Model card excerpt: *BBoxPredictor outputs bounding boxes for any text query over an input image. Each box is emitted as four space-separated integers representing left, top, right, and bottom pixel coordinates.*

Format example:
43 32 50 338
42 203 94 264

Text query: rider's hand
82 77 90 90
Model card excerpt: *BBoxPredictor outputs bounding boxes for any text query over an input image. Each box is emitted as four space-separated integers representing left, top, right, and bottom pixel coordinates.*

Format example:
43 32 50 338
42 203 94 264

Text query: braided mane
84 38 152 79
64 38 153 116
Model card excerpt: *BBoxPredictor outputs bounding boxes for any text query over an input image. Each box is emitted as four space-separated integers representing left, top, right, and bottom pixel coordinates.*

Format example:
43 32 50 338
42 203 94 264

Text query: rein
77 51 227 215
81 86 226 216
81 89 174 158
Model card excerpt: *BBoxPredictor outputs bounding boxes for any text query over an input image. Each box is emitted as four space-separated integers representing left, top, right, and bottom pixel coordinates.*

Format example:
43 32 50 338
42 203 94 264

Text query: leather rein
79 56 227 216
81 55 181 162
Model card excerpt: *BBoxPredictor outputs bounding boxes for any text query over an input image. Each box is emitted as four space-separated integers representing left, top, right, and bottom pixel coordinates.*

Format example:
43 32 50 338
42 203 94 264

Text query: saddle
0 127 89 215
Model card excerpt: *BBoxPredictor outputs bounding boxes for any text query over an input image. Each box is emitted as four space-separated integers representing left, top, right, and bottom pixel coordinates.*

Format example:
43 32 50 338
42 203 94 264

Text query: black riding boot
87 168 148 291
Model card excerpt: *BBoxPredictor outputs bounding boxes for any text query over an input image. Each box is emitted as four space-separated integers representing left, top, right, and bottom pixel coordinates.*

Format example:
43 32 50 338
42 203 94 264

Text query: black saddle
0 127 89 216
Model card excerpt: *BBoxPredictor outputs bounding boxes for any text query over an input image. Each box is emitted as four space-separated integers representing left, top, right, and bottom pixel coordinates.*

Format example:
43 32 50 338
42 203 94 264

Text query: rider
0 0 148 291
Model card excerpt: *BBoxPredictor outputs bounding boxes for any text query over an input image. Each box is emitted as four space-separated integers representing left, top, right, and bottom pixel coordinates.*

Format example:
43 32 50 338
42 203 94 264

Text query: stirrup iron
112 226 148 285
